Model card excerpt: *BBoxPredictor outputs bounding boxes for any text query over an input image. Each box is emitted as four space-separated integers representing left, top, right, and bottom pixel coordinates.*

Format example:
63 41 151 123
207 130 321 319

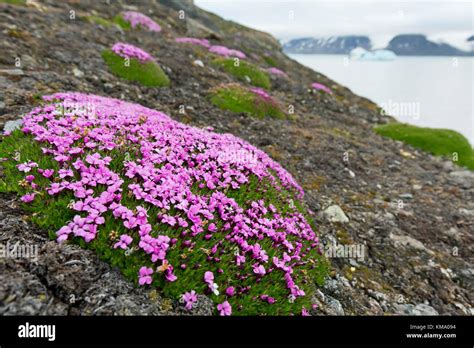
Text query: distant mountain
386 34 470 56
283 36 371 54
283 34 473 56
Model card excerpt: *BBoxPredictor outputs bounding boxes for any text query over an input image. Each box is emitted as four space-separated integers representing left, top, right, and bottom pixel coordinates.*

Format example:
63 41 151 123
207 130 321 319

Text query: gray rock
72 67 84 78
393 303 438 316
186 17 221 40
325 295 345 315
389 233 429 252
442 160 454 171
368 290 389 302
449 170 474 189
0 77 8 89
189 294 214 315
349 258 360 267
0 69 24 76
20 54 38 69
174 294 214 316
344 167 355 178
398 193 413 199
444 227 462 241
193 59 204 68
3 119 23 132
458 208 474 217
323 279 339 294
322 205 349 223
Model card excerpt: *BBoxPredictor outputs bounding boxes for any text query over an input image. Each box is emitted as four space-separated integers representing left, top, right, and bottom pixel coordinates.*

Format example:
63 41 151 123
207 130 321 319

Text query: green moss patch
83 15 114 27
263 54 278 67
375 123 474 170
212 58 271 89
102 49 170 87
113 15 132 30
210 84 286 119
0 0 26 4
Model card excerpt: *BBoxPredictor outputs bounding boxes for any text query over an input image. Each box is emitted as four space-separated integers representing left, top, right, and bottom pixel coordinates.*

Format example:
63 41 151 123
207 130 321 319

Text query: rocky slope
0 0 473 315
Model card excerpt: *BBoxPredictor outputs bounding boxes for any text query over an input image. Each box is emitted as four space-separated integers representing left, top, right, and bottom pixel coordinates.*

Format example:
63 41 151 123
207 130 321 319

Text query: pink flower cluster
311 82 332 94
250 87 272 100
111 42 153 63
174 38 247 60
209 45 246 59
249 87 280 108
121 11 162 32
267 67 288 78
18 92 320 315
175 37 210 48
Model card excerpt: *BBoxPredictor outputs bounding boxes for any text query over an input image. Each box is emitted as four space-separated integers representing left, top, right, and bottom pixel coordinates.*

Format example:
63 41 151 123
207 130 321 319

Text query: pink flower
267 67 288 78
253 264 266 276
164 264 178 282
204 271 219 295
302 307 310 316
41 169 55 178
311 82 332 94
260 294 276 304
209 45 246 59
161 215 177 226
217 301 232 316
204 271 214 284
182 290 198 310
114 234 133 249
25 175 35 182
165 272 177 282
250 87 271 100
121 11 162 32
139 224 152 236
20 193 35 203
236 254 246 266
58 168 74 178
17 161 38 173
175 37 210 48
225 286 235 297
111 42 153 63
138 266 153 285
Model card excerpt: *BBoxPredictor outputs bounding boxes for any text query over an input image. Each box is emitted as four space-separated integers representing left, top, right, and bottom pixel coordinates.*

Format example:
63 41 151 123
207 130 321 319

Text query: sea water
289 54 474 145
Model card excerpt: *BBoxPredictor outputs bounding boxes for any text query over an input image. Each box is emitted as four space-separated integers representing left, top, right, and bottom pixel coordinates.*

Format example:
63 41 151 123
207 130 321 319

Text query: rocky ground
0 0 472 315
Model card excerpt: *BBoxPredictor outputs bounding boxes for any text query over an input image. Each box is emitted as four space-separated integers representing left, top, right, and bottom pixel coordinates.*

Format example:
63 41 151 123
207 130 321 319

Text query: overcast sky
194 0 473 49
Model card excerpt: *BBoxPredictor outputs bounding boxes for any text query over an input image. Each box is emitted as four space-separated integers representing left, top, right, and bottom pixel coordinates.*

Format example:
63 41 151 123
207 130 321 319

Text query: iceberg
349 47 396 61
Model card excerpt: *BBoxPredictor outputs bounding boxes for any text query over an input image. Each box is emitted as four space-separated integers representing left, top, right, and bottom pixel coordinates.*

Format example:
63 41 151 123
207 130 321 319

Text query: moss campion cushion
0 92 326 315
